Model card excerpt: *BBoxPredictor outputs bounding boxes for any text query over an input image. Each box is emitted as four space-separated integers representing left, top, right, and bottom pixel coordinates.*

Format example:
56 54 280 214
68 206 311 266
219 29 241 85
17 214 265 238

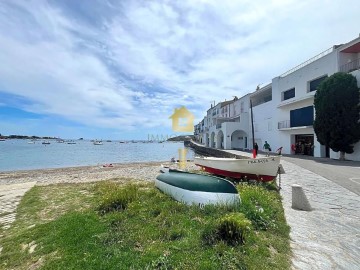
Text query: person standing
263 141 271 156
254 142 259 156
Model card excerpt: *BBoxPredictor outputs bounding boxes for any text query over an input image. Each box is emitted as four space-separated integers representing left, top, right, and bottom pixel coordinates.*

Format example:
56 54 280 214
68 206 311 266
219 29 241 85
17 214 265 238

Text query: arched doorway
231 130 247 150
217 130 224 149
206 133 210 147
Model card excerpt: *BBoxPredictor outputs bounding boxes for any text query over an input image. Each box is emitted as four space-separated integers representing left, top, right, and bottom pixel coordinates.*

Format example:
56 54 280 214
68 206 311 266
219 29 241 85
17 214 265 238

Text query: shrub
96 182 138 214
217 213 251 245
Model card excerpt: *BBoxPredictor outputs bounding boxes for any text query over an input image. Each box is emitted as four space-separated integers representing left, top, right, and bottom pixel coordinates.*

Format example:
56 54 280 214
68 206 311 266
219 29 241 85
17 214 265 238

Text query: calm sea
0 140 194 172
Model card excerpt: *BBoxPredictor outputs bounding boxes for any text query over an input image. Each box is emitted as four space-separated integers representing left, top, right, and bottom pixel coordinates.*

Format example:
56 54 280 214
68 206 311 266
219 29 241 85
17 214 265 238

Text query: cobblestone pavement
0 182 37 230
225 150 360 269
280 160 360 270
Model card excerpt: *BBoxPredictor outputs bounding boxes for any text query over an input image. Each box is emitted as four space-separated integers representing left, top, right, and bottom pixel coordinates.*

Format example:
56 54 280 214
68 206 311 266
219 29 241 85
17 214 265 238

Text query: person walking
263 141 271 156
276 146 283 155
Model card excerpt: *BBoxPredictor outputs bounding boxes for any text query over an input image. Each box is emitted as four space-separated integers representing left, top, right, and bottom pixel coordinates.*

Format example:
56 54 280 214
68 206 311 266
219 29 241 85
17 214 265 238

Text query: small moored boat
194 156 281 182
155 170 240 206
93 140 103 145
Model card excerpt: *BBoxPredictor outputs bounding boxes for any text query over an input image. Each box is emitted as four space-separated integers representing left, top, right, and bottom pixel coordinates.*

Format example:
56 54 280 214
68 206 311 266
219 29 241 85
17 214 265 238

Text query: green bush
217 213 251 245
238 185 279 230
95 182 138 214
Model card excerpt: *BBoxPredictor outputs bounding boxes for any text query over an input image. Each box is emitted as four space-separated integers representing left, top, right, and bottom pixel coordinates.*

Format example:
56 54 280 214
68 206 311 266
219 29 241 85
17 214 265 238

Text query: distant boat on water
67 140 76 144
93 140 103 145
0 139 6 141
42 141 50 145
28 140 36 144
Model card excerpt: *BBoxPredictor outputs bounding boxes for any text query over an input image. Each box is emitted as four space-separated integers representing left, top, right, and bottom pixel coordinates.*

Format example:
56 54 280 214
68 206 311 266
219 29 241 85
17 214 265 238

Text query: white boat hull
155 179 240 206
195 156 281 182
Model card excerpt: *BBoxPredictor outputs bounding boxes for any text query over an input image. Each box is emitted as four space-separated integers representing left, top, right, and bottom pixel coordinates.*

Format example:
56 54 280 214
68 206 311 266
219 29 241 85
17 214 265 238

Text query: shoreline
0 161 198 186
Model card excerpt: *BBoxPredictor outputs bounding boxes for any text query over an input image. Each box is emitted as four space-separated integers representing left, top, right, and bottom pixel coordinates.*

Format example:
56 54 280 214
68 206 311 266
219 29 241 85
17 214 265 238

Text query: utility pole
250 100 256 158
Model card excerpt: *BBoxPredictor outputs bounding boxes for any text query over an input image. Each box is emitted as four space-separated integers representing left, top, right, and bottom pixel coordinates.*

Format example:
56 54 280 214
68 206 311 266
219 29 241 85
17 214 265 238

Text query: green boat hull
156 170 240 206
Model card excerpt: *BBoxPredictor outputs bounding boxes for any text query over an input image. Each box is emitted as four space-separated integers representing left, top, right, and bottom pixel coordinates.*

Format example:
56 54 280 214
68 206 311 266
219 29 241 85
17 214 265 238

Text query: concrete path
281 160 360 270
225 150 360 269
0 181 37 230
282 155 360 196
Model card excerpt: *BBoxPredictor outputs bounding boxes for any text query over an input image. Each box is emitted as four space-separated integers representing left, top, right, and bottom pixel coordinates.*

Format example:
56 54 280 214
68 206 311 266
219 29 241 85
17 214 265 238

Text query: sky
0 0 359 140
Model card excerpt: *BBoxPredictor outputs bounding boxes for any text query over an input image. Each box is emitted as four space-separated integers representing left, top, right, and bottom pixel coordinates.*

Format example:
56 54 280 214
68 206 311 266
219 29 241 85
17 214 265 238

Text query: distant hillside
167 135 195 142
0 134 56 139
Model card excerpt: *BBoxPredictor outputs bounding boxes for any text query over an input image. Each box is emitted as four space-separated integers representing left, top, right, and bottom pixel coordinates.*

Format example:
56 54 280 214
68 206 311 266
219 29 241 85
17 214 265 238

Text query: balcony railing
278 120 290 129
280 47 333 77
340 58 360 73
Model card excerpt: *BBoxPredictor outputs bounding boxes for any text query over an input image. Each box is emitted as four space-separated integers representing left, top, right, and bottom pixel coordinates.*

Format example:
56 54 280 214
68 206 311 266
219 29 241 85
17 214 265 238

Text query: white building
195 36 360 161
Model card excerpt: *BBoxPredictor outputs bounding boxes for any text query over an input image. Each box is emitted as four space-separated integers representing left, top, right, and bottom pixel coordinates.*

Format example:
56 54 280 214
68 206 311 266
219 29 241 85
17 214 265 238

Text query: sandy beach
0 161 198 186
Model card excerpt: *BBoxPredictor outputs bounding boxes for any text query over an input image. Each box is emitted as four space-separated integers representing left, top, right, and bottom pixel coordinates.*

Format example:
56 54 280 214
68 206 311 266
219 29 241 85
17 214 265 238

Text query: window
309 75 327 92
290 106 314 127
282 88 295 101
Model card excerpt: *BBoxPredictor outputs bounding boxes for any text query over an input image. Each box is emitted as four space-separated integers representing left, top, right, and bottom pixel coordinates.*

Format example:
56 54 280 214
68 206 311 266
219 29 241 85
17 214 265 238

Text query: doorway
295 134 314 156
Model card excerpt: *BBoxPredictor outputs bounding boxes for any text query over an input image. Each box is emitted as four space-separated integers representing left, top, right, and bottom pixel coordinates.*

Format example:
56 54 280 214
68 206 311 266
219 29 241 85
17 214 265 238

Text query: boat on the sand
194 156 281 182
155 170 240 206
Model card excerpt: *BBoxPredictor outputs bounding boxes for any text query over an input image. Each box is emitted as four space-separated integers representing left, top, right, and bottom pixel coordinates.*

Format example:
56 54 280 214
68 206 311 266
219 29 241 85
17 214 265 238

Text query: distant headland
0 134 57 140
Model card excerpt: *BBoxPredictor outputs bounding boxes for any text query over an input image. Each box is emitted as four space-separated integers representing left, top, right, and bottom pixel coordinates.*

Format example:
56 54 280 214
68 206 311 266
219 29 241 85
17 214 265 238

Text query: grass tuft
95 181 138 214
237 184 282 230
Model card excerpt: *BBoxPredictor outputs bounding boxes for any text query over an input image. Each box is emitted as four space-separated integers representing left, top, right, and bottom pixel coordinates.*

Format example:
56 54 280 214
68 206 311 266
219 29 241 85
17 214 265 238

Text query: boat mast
250 100 256 157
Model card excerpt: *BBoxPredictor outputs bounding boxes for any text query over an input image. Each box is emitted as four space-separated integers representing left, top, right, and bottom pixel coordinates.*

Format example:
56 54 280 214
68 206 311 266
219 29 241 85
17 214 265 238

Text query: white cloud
0 0 359 137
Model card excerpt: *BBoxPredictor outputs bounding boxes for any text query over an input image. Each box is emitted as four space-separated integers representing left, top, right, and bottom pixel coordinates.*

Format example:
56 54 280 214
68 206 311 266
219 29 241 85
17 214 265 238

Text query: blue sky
0 0 359 139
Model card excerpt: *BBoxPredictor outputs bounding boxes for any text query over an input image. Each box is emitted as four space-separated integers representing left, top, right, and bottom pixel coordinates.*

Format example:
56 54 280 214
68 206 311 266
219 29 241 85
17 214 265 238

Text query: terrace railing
340 58 360 73
278 120 290 129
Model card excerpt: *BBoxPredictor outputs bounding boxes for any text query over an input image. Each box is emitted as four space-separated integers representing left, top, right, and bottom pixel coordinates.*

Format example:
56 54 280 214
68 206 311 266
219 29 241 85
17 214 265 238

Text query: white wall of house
194 37 360 161
251 99 278 151
271 51 338 156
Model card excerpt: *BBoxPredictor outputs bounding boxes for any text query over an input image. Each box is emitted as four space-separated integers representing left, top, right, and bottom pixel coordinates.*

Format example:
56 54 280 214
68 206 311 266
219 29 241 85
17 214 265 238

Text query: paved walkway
226 150 360 269
0 181 37 230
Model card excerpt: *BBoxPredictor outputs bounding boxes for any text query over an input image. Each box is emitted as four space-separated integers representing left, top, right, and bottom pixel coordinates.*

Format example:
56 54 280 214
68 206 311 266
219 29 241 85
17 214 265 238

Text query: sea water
0 140 194 172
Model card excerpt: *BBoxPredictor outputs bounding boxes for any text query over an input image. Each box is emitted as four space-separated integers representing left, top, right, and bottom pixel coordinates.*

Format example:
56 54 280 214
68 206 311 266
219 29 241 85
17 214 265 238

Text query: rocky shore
0 161 199 186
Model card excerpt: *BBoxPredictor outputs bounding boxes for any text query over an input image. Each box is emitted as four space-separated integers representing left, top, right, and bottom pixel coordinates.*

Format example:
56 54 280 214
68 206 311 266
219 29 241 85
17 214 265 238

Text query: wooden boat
194 156 281 182
155 170 240 206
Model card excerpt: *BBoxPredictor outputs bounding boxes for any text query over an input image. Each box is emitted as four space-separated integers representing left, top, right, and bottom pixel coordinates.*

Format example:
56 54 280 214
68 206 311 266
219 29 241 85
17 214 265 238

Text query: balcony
278 120 290 129
340 58 360 73
278 120 313 130
216 124 222 129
